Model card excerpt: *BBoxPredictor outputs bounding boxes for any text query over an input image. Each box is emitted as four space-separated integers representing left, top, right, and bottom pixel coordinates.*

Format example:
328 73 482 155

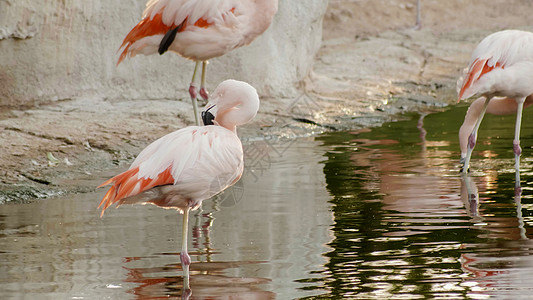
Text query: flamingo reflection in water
459 174 532 297
123 258 273 299
460 174 528 241
98 79 260 296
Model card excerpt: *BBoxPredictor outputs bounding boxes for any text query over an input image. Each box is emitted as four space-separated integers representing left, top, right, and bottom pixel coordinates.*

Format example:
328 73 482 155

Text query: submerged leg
461 97 491 173
199 61 209 101
514 97 526 186
189 62 201 126
181 207 192 292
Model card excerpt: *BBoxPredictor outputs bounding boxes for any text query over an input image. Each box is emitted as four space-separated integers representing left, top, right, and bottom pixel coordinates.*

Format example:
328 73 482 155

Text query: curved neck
217 106 256 133
209 80 260 134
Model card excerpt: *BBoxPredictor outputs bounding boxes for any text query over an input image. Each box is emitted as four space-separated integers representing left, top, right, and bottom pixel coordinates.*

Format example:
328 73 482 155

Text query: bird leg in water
199 61 209 101
513 97 526 184
462 97 491 173
189 62 201 126
514 140 522 157
181 207 192 291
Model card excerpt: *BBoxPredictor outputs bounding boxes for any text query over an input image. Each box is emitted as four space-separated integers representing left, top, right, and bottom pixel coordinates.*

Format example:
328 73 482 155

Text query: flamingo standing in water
458 30 533 179
117 0 278 125
98 79 260 292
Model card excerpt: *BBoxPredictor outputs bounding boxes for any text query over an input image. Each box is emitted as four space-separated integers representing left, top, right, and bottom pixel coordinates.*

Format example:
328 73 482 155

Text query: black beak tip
201 111 215 126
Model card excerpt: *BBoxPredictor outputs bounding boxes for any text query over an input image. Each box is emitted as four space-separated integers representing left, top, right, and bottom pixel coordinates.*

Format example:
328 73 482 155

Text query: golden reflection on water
0 137 333 299
4 107 533 298
315 108 533 298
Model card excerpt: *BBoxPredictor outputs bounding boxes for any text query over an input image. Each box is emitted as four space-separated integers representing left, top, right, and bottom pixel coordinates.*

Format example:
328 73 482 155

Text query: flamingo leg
189 62 201 126
415 0 421 29
199 61 209 101
513 97 526 187
461 97 491 173
180 207 192 291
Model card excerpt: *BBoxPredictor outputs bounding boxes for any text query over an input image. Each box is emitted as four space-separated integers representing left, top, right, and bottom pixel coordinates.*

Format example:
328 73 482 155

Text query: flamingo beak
201 104 216 126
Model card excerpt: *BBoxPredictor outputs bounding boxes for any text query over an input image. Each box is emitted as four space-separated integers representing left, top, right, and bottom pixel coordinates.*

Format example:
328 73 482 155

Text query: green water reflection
2 105 533 299
309 106 533 298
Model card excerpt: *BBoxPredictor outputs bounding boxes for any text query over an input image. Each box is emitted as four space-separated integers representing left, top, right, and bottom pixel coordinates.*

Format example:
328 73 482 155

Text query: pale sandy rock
2 0 533 192
0 0 328 107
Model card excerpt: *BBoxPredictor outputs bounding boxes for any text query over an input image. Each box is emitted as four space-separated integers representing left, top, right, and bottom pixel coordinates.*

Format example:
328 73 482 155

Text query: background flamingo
415 0 421 29
98 79 260 293
457 30 533 180
117 0 278 125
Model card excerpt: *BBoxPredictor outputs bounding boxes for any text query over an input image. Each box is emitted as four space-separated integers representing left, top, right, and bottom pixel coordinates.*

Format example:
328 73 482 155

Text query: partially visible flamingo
117 0 278 125
98 79 260 293
457 30 533 180
415 0 421 29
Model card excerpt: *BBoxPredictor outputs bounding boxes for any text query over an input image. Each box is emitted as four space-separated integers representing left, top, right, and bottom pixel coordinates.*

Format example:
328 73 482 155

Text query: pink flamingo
458 30 533 177
98 79 260 292
117 0 278 125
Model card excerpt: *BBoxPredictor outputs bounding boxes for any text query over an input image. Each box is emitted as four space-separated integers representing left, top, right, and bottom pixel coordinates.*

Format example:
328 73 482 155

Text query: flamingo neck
217 107 252 133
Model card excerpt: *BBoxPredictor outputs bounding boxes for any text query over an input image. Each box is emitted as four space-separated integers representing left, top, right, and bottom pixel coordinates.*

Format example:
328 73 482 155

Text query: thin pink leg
189 62 201 125
199 88 209 101
181 208 192 292
199 61 209 101
513 97 525 187
189 84 198 100
414 0 421 29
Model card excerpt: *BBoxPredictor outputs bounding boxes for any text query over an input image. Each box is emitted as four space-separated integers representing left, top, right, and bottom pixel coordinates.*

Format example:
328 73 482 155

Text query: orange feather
117 10 221 65
118 13 173 65
459 59 504 101
98 166 175 216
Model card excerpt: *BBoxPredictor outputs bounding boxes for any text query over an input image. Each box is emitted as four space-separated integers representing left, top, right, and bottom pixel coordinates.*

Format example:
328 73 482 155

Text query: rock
0 0 328 107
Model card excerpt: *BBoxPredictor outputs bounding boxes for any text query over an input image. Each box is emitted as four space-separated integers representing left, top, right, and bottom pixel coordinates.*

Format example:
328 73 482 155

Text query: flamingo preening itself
98 80 260 293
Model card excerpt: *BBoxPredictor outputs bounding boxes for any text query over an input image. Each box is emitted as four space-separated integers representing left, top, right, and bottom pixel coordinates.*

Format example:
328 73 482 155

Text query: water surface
2 105 533 299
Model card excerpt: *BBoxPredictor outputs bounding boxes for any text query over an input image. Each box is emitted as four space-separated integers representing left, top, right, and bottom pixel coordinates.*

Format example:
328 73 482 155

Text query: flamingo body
458 30 533 176
99 79 259 214
98 79 260 292
98 125 243 215
459 30 533 101
117 0 276 126
118 0 279 64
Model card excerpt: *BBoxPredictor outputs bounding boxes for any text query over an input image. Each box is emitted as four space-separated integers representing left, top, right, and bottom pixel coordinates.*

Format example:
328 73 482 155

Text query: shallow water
2 105 533 299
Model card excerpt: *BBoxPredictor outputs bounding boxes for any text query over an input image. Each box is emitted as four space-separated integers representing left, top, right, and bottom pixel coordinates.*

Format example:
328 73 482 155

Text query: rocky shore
1 0 533 201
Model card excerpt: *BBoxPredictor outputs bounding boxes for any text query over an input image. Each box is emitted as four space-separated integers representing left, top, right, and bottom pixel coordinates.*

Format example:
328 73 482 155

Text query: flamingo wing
98 126 243 216
458 30 533 101
458 58 502 100
117 0 238 64
144 0 235 27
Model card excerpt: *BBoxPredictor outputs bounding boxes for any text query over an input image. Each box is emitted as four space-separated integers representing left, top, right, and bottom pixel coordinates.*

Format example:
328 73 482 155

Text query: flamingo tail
117 10 218 65
117 13 173 65
98 166 174 217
